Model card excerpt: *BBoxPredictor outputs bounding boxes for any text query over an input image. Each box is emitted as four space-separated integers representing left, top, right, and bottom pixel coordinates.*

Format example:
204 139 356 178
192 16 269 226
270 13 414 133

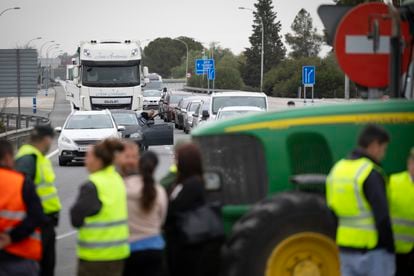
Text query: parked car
206 91 268 120
143 90 162 110
174 95 200 129
55 110 123 166
183 99 206 134
110 109 174 150
163 92 189 122
216 106 265 120
190 98 211 131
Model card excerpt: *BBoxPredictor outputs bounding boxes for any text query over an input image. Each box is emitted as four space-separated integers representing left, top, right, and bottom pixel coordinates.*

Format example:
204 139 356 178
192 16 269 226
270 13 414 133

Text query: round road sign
335 2 411 88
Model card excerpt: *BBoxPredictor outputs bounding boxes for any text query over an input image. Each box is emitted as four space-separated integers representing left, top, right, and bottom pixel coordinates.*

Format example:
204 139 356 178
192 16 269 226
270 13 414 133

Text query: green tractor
192 100 414 275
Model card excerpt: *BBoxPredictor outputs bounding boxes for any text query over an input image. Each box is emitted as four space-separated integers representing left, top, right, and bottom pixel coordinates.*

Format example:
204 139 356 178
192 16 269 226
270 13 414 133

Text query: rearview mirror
202 110 210 119
143 66 149 77
73 66 80 78
118 126 126 132
54 127 62 133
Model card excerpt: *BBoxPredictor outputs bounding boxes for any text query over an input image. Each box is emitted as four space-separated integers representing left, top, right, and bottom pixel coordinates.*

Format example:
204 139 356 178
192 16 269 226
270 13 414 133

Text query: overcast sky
0 0 332 56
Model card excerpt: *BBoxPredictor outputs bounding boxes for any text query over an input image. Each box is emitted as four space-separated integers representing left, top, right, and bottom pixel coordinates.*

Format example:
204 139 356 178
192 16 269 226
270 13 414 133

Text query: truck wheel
221 192 339 276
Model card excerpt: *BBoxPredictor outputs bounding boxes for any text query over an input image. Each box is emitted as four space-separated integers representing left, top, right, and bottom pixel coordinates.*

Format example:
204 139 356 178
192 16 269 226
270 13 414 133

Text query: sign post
195 59 215 93
302 66 316 103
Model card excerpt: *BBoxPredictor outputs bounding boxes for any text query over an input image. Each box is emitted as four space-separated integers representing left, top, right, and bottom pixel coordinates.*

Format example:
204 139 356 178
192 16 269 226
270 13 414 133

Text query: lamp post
0 7 20 17
25 37 42 48
174 38 189 85
239 6 264 92
39 40 55 58
44 45 60 96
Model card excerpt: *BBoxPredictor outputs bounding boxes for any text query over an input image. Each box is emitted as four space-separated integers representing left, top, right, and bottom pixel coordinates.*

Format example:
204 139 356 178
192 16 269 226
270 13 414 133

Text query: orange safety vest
0 168 42 261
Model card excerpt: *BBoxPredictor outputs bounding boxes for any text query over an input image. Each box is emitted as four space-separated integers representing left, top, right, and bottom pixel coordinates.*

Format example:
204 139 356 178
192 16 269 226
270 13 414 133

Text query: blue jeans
340 249 395 276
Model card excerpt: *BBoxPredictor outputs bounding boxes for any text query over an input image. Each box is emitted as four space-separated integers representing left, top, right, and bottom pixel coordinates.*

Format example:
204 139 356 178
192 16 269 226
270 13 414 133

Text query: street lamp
0 7 20 17
239 6 264 92
174 38 189 85
26 37 42 48
46 44 60 58
39 40 55 57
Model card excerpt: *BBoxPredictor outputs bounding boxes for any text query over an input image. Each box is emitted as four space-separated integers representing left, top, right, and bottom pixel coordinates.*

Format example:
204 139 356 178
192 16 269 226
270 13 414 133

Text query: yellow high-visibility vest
16 145 61 214
77 165 130 261
326 157 379 249
388 171 414 254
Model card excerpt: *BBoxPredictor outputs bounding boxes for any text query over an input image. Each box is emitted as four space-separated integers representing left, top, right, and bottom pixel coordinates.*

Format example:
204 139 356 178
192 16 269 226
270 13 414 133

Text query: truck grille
194 135 267 205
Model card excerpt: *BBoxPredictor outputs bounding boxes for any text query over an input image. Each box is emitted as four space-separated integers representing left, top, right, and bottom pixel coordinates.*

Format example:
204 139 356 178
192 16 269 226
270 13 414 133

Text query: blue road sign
208 68 215 80
196 59 215 75
302 66 316 86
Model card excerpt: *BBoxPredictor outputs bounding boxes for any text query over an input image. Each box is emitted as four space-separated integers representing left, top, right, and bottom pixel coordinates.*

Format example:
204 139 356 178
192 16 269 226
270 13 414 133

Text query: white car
55 110 124 166
216 106 265 120
143 90 162 110
207 91 268 120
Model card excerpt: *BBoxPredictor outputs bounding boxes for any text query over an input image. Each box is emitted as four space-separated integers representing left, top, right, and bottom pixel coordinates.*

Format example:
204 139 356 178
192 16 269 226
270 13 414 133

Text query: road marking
57 230 77 240
46 149 59 159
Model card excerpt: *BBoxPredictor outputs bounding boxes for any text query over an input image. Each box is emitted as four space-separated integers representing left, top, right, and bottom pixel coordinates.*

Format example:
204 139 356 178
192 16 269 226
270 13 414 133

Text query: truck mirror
73 66 80 78
143 66 149 77
144 77 150 84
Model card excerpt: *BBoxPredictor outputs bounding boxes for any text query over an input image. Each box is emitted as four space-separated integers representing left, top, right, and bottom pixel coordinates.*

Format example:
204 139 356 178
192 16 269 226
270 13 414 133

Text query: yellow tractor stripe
226 112 414 133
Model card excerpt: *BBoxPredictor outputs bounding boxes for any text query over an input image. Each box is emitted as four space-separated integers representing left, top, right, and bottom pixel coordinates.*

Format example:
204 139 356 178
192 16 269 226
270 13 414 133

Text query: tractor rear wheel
221 192 339 276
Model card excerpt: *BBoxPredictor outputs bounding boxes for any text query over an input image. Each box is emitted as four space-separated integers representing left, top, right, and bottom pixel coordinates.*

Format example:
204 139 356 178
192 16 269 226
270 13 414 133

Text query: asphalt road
48 86 190 276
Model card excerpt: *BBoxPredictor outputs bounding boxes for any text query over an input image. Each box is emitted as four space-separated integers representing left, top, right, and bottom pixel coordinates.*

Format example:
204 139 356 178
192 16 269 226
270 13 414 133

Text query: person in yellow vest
70 139 129 276
388 148 414 275
15 126 61 276
326 124 395 276
0 139 46 276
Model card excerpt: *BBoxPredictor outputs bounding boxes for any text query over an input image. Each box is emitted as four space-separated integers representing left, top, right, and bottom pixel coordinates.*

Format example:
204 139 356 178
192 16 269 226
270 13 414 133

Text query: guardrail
182 86 233 94
0 112 51 147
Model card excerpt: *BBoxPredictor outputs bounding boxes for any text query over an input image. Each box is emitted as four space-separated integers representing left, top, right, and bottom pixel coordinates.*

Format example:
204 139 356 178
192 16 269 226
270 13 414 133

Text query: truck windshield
212 96 267 114
65 114 114 129
82 65 140 87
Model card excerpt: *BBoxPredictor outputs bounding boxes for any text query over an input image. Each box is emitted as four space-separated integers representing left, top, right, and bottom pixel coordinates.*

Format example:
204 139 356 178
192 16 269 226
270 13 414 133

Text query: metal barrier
182 86 234 94
0 112 51 147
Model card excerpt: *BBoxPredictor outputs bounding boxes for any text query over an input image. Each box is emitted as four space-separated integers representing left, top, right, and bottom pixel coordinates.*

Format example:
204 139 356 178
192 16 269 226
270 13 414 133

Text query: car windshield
218 110 259 119
145 82 163 90
112 113 138 125
65 114 114 129
82 65 140 87
170 95 186 104
143 90 162 97
212 96 266 114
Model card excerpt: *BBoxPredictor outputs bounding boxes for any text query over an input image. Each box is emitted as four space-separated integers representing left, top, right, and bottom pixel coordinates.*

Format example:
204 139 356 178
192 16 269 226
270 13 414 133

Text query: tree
143 37 203 78
285 9 323 58
242 0 286 89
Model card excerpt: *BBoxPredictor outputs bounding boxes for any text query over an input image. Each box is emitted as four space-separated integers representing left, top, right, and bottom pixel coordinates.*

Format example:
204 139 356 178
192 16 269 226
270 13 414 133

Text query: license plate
78 146 88 152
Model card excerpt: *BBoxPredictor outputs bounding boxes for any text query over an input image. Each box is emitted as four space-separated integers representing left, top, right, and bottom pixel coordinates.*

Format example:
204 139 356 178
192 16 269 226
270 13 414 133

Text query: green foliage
285 9 323 58
214 66 244 90
242 0 286 88
264 53 345 98
143 37 203 78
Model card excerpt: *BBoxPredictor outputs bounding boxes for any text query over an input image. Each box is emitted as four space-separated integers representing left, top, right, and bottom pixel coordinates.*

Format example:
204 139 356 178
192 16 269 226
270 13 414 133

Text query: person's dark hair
176 143 204 184
358 124 390 148
0 140 13 160
93 139 124 168
139 151 159 212
287 101 295 106
30 125 55 143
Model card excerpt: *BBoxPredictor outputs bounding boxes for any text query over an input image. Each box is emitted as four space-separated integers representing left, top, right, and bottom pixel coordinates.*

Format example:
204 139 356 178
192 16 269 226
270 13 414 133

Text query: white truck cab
66 40 145 111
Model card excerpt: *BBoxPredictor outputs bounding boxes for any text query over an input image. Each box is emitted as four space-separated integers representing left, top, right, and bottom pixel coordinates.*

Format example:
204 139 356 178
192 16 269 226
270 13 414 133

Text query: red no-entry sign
335 2 411 88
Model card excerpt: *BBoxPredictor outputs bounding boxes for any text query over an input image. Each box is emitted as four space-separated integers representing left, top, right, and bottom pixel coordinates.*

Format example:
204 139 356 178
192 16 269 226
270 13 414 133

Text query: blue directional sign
208 68 215 80
196 59 215 75
302 66 316 86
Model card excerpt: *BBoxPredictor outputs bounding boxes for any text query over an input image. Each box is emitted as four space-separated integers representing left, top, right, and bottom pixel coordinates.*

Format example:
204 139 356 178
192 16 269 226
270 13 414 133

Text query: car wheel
58 156 67 166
